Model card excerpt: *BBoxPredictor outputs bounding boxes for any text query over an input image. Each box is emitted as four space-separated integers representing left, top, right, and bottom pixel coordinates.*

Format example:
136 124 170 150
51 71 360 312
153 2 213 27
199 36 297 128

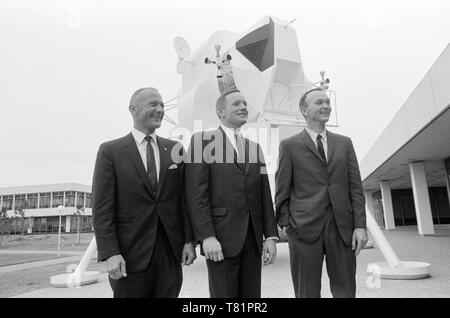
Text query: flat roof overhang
361 44 450 192
363 105 450 191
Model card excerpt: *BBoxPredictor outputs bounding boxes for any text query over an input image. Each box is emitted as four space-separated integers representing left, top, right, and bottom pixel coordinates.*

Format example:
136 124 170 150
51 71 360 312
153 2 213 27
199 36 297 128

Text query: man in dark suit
275 88 368 298
92 87 196 298
185 89 279 298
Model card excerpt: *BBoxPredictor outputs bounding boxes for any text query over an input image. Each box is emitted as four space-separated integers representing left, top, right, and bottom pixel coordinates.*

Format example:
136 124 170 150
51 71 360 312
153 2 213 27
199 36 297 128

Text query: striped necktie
235 133 245 161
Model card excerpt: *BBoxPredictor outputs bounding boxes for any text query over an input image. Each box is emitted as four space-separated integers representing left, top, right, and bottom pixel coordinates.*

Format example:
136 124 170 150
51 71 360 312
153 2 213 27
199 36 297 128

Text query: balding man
275 88 368 298
92 87 196 298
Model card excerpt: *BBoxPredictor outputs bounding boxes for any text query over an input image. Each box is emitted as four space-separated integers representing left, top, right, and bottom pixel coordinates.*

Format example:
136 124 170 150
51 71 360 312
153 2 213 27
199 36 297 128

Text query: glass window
65 191 76 207
2 195 13 210
52 192 64 208
85 193 92 208
39 193 51 208
15 194 27 210
76 192 85 209
27 193 38 209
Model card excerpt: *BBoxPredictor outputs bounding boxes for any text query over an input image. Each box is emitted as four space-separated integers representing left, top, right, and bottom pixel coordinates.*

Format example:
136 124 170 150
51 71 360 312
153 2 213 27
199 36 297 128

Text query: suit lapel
156 136 170 199
125 133 156 199
326 131 336 166
300 129 325 164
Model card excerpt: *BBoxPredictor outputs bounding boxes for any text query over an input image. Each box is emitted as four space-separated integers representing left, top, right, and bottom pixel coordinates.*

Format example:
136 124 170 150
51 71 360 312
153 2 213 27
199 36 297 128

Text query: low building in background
361 44 450 234
0 183 92 234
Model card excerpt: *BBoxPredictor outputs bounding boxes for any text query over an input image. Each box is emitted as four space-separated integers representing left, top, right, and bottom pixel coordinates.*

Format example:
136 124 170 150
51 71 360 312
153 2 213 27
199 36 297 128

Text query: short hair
215 89 241 118
299 88 323 110
129 87 159 106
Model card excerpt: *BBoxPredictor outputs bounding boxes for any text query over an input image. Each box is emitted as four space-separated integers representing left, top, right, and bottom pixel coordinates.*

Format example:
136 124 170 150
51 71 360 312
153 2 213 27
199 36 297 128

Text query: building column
380 181 396 230
364 190 378 227
65 215 71 233
365 190 375 214
410 162 435 235
0 195 3 210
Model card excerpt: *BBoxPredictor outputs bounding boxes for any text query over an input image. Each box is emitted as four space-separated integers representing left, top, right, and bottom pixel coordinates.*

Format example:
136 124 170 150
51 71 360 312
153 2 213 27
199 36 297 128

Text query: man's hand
181 243 197 266
202 237 224 262
263 239 277 265
105 254 127 280
352 228 368 256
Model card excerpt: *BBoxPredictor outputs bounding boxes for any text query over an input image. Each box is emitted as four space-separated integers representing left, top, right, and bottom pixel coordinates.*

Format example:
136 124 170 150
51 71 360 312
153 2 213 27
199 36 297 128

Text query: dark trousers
109 220 182 298
206 222 261 298
287 208 356 298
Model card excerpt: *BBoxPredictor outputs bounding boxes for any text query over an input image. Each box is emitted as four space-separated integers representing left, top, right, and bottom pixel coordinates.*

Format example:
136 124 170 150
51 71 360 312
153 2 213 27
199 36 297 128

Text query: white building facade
0 183 92 234
361 44 450 235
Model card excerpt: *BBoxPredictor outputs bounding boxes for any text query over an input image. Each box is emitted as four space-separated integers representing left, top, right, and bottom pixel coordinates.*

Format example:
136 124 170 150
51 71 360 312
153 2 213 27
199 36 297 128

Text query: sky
0 0 449 187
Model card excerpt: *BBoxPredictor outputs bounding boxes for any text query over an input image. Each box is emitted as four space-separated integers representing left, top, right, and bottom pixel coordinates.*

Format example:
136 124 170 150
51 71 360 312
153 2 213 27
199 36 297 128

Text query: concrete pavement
10 225 450 298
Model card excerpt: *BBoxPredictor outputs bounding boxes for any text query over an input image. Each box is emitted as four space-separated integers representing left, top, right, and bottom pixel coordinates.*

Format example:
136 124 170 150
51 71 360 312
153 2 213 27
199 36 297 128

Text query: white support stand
365 206 431 279
50 237 100 288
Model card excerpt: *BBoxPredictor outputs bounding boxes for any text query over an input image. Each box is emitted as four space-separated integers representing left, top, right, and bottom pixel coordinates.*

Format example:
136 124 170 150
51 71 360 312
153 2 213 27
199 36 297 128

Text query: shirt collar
305 127 327 143
220 124 243 140
132 128 157 145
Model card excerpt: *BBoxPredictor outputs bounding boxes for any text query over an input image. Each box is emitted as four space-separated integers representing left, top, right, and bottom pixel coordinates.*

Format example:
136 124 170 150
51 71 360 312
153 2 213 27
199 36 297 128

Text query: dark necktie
316 134 327 163
145 135 158 193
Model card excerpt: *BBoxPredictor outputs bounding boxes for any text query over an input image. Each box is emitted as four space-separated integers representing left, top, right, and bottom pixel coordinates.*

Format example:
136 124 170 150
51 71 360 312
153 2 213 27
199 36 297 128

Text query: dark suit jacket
275 130 366 246
92 133 193 273
185 127 278 258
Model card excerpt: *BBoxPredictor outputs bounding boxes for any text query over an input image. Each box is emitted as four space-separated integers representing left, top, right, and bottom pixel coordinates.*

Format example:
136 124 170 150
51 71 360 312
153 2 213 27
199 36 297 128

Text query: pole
77 216 81 245
57 205 64 256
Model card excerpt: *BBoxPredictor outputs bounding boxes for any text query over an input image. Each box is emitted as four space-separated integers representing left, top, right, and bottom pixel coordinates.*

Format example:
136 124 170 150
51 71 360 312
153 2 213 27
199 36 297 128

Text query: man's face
219 92 248 128
301 90 331 124
130 89 164 132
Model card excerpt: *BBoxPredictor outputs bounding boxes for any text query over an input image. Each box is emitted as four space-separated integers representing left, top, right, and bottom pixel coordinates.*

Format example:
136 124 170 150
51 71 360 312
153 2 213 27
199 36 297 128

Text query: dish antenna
173 36 191 60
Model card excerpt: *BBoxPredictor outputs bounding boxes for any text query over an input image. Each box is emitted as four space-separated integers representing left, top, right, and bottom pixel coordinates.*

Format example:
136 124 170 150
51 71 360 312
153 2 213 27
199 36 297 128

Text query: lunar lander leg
365 199 431 280
50 237 100 288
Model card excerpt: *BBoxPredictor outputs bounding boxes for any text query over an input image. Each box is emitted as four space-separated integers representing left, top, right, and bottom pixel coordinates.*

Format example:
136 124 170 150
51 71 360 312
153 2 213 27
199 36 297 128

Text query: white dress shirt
305 127 328 162
131 128 160 181
220 124 242 154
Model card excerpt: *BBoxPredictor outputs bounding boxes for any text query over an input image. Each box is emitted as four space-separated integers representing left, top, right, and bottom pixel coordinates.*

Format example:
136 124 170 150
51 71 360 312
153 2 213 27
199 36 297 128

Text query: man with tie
92 87 196 298
275 88 368 298
185 89 279 298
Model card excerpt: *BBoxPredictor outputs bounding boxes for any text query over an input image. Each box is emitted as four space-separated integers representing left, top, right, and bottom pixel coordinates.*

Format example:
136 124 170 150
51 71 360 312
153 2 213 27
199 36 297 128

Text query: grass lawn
0 232 94 252
0 254 65 267
0 232 104 297
0 260 106 298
